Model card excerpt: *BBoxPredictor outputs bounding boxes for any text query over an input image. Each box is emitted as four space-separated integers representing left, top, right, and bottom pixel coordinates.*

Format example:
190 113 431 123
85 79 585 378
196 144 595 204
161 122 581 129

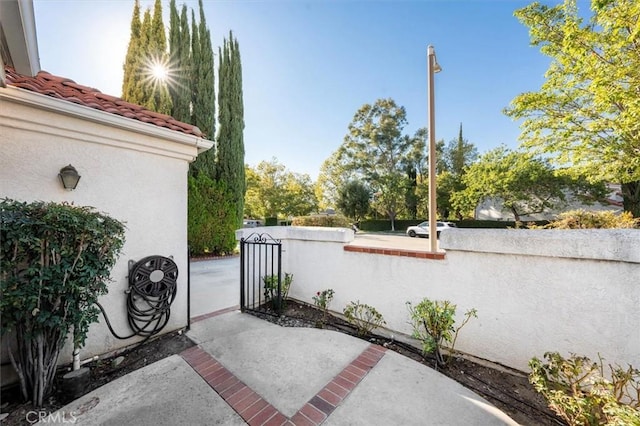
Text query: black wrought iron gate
240 233 284 315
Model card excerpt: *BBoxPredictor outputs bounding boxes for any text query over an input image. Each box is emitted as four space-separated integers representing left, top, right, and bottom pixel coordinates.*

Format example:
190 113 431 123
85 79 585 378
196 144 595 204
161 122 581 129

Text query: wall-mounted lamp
59 164 81 190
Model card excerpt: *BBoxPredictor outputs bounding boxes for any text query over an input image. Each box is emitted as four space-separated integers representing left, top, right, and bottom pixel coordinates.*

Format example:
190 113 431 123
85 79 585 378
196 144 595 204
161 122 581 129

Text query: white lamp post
427 45 441 253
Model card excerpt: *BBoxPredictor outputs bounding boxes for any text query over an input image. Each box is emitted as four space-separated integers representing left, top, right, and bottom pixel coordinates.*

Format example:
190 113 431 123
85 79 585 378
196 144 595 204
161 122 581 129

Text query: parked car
406 221 456 238
243 219 262 228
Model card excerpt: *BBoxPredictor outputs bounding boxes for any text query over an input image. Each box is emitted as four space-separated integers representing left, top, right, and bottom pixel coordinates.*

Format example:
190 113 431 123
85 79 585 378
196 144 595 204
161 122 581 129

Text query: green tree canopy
337 180 372 221
217 31 246 229
338 98 415 230
122 0 171 114
505 0 640 216
245 159 318 219
438 124 478 219
122 0 142 100
452 146 607 221
168 0 191 123
315 149 357 211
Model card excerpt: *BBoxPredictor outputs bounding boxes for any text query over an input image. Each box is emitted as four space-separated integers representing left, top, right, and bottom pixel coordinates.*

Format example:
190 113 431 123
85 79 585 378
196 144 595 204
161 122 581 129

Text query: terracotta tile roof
4 67 203 138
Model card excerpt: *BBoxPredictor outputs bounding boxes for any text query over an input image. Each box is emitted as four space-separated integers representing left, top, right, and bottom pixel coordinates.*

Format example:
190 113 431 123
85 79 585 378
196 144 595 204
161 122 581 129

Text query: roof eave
0 0 41 80
1 85 214 155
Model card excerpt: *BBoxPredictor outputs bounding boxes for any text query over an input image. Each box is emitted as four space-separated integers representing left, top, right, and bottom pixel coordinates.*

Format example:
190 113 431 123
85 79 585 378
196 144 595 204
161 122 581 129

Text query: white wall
0 92 203 377
237 227 640 372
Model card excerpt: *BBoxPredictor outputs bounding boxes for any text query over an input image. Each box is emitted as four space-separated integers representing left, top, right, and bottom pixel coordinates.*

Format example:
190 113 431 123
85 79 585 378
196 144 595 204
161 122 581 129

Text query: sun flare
151 62 168 81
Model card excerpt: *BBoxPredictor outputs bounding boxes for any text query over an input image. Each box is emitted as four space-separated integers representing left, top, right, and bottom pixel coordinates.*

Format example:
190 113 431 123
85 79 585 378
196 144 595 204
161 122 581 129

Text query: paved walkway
48 310 518 425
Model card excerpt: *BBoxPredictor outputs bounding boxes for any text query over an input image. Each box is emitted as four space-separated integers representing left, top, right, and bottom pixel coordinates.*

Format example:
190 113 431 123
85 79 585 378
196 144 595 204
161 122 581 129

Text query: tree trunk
510 206 521 222
12 323 64 407
621 180 640 218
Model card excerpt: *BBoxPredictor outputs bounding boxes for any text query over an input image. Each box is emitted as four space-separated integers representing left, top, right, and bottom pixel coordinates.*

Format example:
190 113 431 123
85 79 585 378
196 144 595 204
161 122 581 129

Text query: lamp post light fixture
59 164 81 190
427 45 441 253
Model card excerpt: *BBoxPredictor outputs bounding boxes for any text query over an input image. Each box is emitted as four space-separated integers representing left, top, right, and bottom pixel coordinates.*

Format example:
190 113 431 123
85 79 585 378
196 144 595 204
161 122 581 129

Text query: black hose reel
98 255 178 340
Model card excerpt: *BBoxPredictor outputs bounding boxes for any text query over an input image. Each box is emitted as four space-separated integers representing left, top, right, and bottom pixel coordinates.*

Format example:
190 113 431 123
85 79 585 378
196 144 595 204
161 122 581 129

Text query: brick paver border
181 343 387 426
191 305 241 324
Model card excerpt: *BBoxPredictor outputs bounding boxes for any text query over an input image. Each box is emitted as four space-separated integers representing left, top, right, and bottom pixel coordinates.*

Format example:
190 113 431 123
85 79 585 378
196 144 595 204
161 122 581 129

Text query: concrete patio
49 310 518 425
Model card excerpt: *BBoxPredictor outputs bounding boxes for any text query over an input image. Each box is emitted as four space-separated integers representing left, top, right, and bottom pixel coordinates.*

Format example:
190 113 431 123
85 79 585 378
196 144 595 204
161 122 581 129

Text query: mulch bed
1 302 564 425
0 331 194 426
247 301 564 426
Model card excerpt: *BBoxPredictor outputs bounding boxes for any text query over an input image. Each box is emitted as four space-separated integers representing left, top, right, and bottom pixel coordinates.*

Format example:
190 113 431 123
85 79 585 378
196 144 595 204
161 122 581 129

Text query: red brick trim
181 343 387 426
291 345 386 425
344 245 446 260
191 305 240 323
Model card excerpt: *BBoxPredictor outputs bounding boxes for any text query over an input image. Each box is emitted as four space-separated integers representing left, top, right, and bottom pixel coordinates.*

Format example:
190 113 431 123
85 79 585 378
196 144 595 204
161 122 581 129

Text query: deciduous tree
505 0 640 216
337 180 371 221
339 98 414 230
315 149 356 211
452 146 606 221
245 159 318 219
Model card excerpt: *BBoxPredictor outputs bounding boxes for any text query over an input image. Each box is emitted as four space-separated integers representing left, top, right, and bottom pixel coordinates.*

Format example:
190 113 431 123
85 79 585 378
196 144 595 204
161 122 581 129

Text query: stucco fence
237 227 640 372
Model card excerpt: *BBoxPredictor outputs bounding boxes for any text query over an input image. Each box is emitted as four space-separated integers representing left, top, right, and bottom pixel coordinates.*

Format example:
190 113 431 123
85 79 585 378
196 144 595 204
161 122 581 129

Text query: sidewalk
48 310 518 425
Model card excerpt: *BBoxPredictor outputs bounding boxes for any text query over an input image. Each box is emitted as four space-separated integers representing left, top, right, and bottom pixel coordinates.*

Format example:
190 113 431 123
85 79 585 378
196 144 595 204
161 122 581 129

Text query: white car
406 221 456 238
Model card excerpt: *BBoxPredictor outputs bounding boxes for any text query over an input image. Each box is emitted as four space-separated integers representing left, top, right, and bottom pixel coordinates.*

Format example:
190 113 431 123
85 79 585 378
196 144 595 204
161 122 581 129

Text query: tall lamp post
427 45 442 253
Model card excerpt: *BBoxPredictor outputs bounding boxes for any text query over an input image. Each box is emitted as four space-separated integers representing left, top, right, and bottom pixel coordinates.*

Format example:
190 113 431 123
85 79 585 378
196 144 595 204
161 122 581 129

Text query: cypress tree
190 9 200 125
179 5 191 119
168 1 191 123
168 0 180 107
194 0 215 140
217 32 246 228
122 0 142 101
148 0 172 115
139 8 154 110
189 0 216 178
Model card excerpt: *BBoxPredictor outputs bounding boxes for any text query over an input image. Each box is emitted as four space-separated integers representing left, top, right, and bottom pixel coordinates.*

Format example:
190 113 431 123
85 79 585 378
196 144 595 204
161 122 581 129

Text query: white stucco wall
0 89 208 377
236 227 640 372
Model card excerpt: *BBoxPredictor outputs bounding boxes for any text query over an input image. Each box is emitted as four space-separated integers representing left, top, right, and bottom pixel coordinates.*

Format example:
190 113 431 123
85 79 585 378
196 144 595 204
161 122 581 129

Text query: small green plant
343 301 386 336
312 289 335 326
262 273 293 310
529 352 640 426
406 299 477 369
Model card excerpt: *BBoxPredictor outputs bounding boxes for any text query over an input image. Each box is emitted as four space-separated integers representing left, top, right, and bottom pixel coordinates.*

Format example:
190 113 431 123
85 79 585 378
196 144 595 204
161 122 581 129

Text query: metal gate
240 233 284 315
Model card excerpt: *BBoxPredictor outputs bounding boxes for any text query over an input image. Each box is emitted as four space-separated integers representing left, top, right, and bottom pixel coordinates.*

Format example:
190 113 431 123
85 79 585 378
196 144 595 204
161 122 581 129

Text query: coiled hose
97 255 178 341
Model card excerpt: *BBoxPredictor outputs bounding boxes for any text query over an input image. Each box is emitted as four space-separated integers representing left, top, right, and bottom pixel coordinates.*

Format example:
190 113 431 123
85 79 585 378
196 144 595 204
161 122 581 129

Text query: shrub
291 214 351 228
406 299 477 369
544 209 639 229
1 199 126 406
312 289 334 325
264 217 278 226
262 272 293 311
188 174 237 256
529 352 640 425
343 301 386 336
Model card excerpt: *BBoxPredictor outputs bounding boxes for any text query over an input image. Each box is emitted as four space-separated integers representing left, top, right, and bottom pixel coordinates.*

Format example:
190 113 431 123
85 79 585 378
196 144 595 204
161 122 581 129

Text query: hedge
358 219 549 231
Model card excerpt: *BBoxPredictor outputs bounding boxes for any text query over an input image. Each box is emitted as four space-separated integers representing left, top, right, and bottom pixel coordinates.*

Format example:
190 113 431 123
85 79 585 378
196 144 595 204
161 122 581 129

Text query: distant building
474 184 623 221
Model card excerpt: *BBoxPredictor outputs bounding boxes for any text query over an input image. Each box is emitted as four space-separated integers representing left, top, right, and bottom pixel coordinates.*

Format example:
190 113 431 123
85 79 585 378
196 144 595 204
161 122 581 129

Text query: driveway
189 256 240 318
352 232 440 251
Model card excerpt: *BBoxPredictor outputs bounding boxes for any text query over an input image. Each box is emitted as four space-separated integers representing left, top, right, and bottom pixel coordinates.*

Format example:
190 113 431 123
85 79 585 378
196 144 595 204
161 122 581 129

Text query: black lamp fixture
59 164 81 190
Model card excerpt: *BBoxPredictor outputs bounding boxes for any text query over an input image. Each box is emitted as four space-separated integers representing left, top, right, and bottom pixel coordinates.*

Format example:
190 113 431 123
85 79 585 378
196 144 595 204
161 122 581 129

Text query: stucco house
1 0 213 387
474 185 623 221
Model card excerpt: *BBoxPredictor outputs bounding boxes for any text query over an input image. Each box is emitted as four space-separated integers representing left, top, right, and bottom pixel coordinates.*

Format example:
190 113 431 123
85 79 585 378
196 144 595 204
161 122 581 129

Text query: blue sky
32 0 574 179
